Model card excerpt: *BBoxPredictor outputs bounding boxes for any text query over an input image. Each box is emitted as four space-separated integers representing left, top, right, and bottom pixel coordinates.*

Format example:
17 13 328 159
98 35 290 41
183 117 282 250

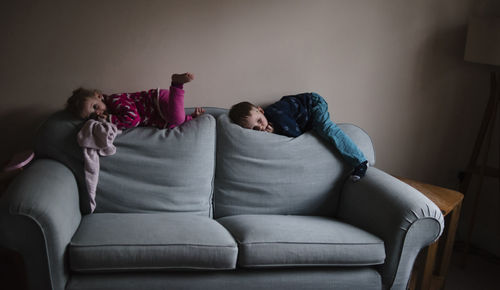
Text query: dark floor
444 249 500 290
2 246 499 290
0 248 27 290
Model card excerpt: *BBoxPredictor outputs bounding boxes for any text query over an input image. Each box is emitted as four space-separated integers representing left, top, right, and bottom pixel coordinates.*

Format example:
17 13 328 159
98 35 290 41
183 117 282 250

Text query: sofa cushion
97 114 216 214
213 114 374 218
70 213 238 272
217 215 385 268
35 111 216 215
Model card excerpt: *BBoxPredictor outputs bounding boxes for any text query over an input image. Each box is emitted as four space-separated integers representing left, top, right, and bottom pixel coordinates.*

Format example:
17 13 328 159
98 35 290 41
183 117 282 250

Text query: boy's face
242 107 274 133
81 92 107 119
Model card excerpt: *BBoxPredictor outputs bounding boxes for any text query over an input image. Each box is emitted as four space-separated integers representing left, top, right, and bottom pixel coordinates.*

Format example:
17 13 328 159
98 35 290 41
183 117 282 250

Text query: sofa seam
239 241 384 246
386 216 443 289
72 265 237 272
70 243 238 248
240 261 386 268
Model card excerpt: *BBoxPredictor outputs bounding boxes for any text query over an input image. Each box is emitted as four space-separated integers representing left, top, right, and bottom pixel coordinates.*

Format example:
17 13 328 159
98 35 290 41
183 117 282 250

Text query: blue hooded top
264 93 314 137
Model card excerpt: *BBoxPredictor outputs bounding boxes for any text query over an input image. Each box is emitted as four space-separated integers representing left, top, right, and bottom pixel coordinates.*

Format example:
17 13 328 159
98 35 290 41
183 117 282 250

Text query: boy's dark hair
229 101 258 126
65 87 99 118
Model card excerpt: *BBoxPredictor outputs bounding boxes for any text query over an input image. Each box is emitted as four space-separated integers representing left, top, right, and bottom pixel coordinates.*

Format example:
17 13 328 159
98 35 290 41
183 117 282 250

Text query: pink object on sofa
3 150 34 172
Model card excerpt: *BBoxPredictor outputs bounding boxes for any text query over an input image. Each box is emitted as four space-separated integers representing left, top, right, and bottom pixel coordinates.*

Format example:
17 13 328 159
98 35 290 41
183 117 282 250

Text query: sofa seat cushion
70 213 238 272
217 215 385 268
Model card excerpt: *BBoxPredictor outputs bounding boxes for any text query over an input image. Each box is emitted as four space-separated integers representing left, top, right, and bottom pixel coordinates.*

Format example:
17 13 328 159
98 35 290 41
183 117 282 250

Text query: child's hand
191 107 205 118
90 112 108 122
98 112 109 121
88 112 99 120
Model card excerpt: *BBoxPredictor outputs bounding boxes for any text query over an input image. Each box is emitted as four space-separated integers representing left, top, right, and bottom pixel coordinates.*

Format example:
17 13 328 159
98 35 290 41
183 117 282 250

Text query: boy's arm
265 96 303 137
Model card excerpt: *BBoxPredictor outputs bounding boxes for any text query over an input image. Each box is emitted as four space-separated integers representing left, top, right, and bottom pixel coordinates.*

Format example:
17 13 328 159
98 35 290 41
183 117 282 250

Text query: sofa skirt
67 267 381 290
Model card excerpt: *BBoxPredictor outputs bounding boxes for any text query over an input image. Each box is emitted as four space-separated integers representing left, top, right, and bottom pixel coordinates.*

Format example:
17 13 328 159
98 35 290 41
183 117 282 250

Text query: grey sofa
0 108 444 290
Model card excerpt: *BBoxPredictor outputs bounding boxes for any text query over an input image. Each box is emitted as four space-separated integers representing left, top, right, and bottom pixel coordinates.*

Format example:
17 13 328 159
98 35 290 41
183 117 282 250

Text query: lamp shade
464 16 500 66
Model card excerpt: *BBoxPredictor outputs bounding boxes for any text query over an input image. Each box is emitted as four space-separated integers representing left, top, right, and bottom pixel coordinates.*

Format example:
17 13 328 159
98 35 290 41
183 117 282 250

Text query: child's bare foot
172 73 194 85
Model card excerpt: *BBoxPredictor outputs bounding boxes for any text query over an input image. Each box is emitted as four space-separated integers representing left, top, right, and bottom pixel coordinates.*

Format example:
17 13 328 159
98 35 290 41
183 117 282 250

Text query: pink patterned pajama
104 86 192 130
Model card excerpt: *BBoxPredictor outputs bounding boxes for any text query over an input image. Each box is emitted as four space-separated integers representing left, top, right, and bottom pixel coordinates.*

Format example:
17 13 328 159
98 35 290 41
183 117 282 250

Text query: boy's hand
191 107 205 118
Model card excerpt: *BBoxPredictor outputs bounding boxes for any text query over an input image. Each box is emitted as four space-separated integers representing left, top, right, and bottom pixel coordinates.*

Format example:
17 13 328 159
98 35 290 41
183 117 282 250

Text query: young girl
229 92 369 181
66 73 205 130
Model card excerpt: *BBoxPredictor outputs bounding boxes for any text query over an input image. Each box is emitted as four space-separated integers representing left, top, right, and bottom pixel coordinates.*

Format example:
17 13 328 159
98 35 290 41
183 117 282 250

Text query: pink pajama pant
158 86 192 129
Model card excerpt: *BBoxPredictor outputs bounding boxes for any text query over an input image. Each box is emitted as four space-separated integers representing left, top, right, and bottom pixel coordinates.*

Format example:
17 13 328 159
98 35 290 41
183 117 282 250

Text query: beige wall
1 1 498 253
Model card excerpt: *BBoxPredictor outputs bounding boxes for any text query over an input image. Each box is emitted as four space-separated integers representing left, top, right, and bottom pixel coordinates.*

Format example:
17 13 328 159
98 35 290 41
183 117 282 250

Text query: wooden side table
397 177 464 290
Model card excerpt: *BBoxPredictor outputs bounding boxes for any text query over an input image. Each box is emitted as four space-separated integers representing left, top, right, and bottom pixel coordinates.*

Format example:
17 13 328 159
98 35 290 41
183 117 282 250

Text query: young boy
229 92 368 181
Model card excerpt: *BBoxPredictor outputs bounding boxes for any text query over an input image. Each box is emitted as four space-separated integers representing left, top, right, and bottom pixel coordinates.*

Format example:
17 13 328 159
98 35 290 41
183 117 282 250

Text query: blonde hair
65 87 100 118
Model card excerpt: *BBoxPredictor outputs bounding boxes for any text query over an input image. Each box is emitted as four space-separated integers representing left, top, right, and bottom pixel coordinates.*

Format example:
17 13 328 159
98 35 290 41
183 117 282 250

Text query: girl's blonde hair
65 87 100 118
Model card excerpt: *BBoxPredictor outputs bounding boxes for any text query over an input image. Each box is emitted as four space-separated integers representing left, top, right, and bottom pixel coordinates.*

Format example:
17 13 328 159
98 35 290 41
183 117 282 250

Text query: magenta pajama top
104 88 191 130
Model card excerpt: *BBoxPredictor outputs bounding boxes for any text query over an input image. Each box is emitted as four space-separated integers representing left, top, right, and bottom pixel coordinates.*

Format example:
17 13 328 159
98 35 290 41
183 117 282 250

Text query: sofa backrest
34 108 374 218
213 114 375 218
35 110 217 216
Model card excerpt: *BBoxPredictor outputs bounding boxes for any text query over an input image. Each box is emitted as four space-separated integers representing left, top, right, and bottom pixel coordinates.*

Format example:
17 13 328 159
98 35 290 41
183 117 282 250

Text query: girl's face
81 93 107 119
242 107 274 133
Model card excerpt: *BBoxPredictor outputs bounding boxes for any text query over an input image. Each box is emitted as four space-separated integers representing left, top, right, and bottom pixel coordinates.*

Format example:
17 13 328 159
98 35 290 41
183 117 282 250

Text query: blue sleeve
264 96 306 137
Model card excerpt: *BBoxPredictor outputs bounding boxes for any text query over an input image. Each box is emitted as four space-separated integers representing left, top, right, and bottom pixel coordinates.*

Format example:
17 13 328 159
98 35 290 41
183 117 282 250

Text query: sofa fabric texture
66 268 383 290
217 214 385 268
214 114 375 218
96 115 216 214
0 108 444 290
35 111 216 215
70 213 237 272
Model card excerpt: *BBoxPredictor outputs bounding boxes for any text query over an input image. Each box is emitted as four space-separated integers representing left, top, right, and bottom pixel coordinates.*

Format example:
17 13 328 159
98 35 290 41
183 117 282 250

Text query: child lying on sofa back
65 72 205 130
229 92 368 181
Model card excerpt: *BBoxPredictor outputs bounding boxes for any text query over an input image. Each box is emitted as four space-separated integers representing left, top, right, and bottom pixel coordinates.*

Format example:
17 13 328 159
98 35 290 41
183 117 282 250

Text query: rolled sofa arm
0 159 82 290
337 167 444 290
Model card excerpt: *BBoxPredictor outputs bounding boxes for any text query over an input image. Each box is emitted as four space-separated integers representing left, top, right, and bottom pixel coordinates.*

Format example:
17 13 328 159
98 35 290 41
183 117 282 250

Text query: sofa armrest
0 159 82 290
337 167 444 290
